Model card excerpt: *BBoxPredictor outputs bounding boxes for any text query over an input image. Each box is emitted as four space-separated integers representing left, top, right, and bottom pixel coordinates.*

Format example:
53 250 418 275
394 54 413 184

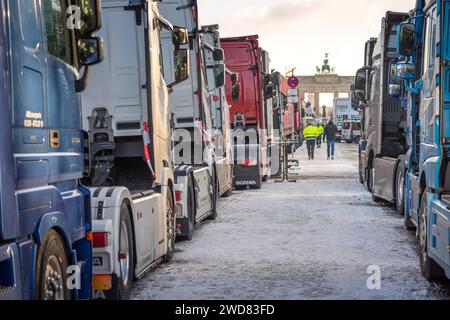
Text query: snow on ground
131 143 450 300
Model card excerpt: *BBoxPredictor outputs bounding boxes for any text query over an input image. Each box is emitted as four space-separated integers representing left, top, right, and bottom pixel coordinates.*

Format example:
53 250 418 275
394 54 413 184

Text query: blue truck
0 0 103 299
394 0 450 280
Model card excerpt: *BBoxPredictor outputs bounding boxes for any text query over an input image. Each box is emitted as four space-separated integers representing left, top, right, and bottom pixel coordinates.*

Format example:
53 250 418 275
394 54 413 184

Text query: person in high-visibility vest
303 122 317 160
316 123 324 149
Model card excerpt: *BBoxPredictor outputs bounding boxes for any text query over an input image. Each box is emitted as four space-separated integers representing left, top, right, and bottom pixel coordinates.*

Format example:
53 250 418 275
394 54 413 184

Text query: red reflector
213 95 219 102
240 160 258 167
175 191 182 202
93 232 108 248
119 253 127 260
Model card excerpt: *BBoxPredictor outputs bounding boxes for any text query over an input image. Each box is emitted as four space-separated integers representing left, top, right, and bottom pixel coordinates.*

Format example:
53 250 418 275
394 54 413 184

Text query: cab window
43 0 73 65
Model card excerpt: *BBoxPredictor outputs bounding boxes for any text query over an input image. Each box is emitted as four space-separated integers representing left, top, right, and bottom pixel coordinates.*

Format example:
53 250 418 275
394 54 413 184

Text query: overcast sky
197 0 412 76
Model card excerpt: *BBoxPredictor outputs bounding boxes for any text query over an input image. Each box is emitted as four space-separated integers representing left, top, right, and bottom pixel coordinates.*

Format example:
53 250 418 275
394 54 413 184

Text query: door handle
50 129 60 148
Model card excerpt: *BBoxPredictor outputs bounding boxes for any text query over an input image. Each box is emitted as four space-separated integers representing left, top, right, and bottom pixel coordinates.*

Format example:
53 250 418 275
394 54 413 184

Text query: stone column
314 93 320 116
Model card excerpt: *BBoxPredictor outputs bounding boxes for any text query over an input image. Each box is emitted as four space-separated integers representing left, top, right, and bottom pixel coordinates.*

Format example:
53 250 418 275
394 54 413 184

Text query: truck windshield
353 122 361 130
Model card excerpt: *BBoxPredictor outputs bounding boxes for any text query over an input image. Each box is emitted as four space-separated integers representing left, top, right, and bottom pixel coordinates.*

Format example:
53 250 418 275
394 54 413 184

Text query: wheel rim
119 220 130 286
44 255 64 300
419 203 428 264
397 170 404 209
167 196 174 253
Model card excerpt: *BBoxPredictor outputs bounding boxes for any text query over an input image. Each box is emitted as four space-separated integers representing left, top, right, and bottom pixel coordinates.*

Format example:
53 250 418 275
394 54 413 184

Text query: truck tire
163 189 176 263
395 165 405 215
262 175 269 182
418 189 445 280
207 170 219 221
109 203 134 300
183 177 195 241
35 230 71 300
366 166 373 193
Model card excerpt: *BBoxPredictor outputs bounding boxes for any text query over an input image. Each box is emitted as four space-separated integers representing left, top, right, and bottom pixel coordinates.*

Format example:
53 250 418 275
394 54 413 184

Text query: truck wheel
207 172 219 221
262 175 269 182
395 166 405 215
366 166 374 193
109 203 134 300
358 148 364 184
35 230 70 300
183 177 195 241
418 189 445 280
163 189 176 263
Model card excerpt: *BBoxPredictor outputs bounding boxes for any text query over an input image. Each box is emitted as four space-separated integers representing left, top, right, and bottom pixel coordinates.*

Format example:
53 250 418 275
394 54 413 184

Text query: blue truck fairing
0 0 93 299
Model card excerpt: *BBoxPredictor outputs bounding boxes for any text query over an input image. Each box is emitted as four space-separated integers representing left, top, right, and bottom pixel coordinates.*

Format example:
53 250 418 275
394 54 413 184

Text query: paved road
131 143 450 300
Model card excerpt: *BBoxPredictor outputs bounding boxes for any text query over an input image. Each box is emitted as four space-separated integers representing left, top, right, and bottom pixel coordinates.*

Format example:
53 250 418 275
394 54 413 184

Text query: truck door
43 0 87 240
0 6 17 240
432 0 450 265
441 0 450 143
10 0 52 236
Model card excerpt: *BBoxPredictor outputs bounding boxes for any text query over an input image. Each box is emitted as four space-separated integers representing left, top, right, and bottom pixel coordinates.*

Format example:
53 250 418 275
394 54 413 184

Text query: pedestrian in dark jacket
324 120 338 160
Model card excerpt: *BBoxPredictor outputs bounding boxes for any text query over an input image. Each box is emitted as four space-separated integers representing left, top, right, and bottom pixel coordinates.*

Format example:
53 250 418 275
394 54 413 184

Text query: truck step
0 285 14 294
441 195 450 206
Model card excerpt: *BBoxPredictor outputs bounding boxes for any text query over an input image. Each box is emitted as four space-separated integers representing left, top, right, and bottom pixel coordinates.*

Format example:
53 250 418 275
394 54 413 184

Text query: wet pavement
131 143 450 300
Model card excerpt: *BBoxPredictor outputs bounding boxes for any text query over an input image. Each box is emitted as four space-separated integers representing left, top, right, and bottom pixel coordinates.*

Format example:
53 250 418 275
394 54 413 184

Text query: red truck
222 35 271 189
272 72 303 152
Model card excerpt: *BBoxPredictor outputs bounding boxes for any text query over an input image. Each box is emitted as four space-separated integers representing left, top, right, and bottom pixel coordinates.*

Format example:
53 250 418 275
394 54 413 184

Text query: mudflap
233 165 261 188
176 217 190 240
372 157 397 202
429 198 450 278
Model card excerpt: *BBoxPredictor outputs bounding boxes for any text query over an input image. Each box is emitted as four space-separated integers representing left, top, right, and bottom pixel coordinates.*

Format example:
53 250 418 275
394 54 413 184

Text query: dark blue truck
0 0 102 299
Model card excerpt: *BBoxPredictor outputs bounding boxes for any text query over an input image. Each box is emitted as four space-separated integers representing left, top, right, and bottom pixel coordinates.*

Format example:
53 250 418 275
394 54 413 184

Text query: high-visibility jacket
317 126 324 136
303 125 317 140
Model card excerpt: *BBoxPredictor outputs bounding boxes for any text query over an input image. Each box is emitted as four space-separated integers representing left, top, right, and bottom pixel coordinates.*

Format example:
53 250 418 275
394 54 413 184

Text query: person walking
303 122 317 160
324 119 338 160
316 123 324 149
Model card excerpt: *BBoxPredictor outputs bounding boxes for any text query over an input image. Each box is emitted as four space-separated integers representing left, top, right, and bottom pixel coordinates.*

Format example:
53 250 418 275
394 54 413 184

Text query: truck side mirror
74 0 102 36
265 83 274 99
172 26 189 46
213 48 224 62
168 48 190 88
214 63 226 88
398 23 415 57
395 61 415 80
78 37 104 66
354 67 371 102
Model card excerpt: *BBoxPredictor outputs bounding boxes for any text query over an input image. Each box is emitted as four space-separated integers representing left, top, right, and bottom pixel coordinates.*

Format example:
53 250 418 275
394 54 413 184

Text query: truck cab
0 0 103 299
394 0 450 280
352 12 409 205
222 35 270 189
80 0 189 299
158 0 220 241
202 24 234 198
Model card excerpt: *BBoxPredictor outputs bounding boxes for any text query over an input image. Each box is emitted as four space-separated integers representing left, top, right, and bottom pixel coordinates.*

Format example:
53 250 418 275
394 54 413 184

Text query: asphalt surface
131 143 450 300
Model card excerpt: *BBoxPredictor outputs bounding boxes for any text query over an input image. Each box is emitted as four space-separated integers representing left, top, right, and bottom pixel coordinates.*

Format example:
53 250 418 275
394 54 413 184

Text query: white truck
80 0 189 299
202 24 234 198
333 97 361 142
342 121 362 143
158 0 222 241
